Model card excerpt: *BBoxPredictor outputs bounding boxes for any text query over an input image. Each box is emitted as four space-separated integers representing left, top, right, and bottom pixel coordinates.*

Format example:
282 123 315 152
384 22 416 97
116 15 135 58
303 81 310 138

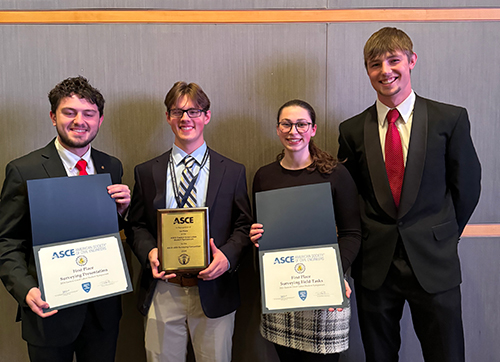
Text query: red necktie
385 109 404 207
75 159 88 176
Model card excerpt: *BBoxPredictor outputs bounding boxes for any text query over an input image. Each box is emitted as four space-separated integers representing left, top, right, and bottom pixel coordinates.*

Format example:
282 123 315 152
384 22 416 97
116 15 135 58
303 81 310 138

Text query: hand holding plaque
157 207 210 274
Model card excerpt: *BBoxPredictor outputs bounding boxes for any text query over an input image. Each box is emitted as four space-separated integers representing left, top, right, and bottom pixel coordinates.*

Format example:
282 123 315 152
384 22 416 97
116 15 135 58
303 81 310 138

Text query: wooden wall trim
0 8 499 24
462 224 500 238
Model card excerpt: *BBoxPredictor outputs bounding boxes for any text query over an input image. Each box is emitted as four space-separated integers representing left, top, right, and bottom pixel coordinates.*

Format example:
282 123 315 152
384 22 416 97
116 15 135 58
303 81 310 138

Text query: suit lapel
91 149 110 175
152 151 170 210
398 96 427 218
364 106 398 219
40 140 67 178
206 149 225 208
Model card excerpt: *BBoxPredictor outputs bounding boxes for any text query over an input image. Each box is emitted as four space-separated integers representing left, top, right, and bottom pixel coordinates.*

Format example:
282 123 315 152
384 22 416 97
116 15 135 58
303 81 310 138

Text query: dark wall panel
0 22 327 362
327 22 500 362
326 22 500 224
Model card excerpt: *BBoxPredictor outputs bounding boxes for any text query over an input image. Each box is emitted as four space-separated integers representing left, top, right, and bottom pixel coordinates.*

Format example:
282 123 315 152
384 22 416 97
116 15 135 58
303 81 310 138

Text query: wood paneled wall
1 3 499 362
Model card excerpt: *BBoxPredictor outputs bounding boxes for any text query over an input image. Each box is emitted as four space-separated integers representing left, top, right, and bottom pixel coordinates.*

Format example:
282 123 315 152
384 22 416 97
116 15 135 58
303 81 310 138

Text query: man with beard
0 76 130 362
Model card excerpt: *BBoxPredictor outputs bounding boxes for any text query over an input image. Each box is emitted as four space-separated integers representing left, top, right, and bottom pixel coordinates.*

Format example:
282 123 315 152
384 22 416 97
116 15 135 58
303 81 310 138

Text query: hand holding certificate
261 246 345 311
255 183 347 313
27 174 132 312
34 234 130 310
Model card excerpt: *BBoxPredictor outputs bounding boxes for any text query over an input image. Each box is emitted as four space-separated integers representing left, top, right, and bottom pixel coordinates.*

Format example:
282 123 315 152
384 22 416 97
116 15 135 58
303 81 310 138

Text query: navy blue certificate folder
27 174 119 246
255 182 338 251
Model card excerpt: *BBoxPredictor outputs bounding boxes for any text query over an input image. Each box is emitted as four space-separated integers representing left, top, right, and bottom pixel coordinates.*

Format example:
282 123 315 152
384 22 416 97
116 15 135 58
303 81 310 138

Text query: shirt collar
172 142 207 167
54 137 92 171
377 90 416 126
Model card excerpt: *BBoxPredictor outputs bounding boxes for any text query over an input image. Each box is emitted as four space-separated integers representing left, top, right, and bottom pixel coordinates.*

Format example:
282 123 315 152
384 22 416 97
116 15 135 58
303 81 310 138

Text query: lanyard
169 148 209 208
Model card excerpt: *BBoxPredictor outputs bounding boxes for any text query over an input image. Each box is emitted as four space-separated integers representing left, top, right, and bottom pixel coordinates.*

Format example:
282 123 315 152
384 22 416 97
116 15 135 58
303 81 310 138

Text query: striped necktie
179 155 197 208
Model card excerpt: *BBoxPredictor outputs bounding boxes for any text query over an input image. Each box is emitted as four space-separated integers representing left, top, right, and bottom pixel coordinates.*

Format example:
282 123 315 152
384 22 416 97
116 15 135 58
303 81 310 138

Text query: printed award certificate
27 175 132 312
260 245 347 313
255 183 347 313
34 233 132 311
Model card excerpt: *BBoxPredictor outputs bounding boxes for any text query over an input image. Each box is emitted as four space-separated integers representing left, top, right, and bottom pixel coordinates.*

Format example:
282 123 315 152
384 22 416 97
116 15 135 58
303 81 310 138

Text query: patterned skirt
260 302 350 354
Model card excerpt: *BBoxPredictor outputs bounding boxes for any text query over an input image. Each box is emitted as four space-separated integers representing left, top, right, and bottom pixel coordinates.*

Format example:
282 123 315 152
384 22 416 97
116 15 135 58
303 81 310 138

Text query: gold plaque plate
157 207 210 274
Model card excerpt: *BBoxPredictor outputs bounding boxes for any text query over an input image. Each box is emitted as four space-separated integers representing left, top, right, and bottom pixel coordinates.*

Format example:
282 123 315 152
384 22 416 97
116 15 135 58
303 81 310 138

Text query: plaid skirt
260 302 350 354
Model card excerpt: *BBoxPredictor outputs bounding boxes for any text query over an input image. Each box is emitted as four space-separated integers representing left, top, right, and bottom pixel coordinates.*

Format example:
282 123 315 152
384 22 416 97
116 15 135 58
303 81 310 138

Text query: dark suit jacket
0 139 123 346
338 95 481 294
126 148 252 318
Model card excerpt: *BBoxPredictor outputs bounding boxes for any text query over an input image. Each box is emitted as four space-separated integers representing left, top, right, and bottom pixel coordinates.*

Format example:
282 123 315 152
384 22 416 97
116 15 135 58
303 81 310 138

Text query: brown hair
364 27 414 68
164 81 210 112
276 99 338 174
48 76 105 117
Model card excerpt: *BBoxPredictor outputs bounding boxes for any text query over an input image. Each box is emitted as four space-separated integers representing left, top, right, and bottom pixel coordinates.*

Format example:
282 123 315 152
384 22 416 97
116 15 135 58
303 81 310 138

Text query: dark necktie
385 109 404 208
75 159 88 176
179 155 197 208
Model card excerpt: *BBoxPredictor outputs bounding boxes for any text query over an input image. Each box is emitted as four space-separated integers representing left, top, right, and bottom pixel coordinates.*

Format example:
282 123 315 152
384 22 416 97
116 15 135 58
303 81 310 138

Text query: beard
57 127 99 151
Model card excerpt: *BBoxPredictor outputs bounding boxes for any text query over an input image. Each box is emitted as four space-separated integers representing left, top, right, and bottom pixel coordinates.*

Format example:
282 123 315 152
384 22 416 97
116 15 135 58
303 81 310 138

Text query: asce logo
52 249 75 259
173 217 194 224
274 256 295 264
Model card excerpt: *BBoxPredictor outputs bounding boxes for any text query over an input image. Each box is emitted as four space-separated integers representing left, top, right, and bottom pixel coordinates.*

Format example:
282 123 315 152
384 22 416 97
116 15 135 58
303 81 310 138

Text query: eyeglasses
168 108 205 119
278 121 313 134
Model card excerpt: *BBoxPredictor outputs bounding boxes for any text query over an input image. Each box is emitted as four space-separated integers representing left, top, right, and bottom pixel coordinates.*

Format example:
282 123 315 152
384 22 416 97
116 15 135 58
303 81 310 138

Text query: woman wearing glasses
250 99 361 362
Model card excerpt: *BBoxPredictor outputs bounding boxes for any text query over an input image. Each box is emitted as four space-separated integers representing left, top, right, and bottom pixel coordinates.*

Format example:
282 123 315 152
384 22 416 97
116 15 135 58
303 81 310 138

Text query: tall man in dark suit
126 81 252 362
0 76 131 362
338 28 481 362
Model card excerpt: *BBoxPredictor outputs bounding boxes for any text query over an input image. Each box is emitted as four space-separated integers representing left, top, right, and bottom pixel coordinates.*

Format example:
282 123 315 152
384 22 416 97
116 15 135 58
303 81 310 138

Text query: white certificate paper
35 233 131 310
260 245 346 313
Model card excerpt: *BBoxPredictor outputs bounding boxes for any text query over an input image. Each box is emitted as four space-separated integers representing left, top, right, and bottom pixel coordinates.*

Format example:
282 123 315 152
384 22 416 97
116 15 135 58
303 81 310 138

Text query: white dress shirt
377 90 416 166
165 143 210 208
54 138 95 176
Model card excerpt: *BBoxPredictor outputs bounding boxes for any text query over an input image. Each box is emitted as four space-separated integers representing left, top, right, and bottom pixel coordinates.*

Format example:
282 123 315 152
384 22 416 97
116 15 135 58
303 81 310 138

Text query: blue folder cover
27 174 119 246
255 182 338 251
256 183 347 312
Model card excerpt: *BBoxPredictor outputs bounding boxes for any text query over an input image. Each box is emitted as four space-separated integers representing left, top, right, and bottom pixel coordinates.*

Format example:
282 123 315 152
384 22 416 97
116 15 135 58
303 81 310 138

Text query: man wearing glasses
126 81 252 362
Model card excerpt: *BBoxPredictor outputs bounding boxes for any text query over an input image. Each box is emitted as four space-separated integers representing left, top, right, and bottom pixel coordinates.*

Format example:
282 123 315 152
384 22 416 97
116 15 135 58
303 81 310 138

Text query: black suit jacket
338 96 481 294
0 139 123 346
126 148 252 318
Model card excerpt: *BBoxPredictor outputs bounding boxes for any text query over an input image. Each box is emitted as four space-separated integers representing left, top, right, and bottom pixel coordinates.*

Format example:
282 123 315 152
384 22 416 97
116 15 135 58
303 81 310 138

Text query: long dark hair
276 99 338 174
